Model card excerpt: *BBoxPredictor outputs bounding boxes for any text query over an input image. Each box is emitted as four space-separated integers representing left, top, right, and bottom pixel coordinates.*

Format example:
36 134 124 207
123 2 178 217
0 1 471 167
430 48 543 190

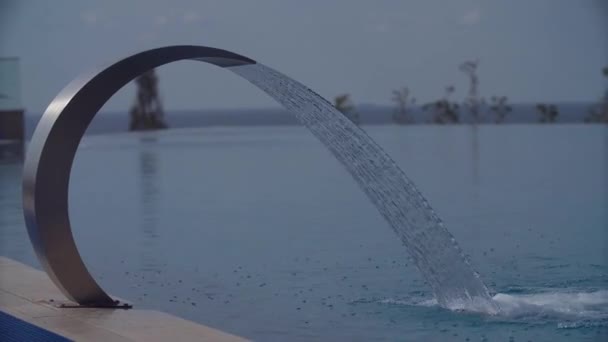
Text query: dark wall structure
0 109 24 160
0 57 24 161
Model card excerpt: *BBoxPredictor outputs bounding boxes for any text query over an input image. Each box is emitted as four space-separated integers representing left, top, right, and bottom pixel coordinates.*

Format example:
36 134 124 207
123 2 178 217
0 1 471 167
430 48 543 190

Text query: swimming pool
1 124 606 341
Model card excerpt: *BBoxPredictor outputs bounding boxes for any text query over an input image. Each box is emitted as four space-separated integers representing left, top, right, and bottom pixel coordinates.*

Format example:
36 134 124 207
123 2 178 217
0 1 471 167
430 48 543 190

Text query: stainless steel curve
22 46 256 305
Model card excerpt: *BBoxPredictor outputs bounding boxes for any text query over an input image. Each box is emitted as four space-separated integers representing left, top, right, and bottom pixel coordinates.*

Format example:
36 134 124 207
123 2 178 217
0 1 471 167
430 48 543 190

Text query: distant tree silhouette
130 69 167 131
536 104 559 123
423 86 460 124
334 94 359 125
391 87 416 124
585 66 608 123
490 96 512 123
459 60 483 123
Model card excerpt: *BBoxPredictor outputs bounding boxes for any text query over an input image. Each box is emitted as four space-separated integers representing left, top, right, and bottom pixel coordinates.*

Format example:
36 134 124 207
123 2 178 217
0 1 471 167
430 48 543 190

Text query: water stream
230 63 498 312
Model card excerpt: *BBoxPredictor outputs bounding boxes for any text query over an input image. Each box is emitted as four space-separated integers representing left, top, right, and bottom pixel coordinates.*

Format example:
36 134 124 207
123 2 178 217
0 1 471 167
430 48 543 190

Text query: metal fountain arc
23 46 258 306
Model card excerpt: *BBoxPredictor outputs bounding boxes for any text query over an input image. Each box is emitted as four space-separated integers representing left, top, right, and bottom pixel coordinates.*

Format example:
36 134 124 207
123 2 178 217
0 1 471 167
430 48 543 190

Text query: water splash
378 289 608 327
493 290 608 320
229 63 496 310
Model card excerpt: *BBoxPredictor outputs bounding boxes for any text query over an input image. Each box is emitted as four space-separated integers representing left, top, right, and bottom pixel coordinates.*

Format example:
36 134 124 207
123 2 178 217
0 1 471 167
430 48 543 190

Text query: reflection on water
470 126 480 187
137 134 164 275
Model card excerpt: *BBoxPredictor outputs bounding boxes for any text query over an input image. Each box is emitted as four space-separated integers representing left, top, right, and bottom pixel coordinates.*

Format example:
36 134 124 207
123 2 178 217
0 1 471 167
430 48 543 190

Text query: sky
1 0 607 113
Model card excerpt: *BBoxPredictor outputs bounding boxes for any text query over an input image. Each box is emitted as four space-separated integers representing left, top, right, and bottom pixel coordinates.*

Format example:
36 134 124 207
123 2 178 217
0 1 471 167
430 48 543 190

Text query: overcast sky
1 0 607 113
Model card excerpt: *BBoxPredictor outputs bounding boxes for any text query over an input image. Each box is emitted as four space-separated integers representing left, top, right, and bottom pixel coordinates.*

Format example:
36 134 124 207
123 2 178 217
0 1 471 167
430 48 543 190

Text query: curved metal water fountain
23 46 256 305
23 45 496 310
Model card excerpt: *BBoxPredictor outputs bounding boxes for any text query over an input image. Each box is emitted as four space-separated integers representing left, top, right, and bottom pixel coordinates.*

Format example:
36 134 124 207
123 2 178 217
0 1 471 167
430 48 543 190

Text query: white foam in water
492 290 608 320
379 290 608 326
229 63 497 311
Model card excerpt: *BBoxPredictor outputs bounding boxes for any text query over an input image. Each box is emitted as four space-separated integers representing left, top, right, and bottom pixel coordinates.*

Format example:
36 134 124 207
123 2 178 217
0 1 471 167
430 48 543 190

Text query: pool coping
0 256 248 341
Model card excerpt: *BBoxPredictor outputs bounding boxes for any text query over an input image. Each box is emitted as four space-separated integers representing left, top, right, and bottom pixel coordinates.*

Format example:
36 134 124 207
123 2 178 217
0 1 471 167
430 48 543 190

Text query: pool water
1 124 606 341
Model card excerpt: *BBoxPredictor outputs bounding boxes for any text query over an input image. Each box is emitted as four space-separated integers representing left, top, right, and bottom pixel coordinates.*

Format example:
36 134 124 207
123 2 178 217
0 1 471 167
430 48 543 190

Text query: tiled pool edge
0 257 248 341
0 310 71 341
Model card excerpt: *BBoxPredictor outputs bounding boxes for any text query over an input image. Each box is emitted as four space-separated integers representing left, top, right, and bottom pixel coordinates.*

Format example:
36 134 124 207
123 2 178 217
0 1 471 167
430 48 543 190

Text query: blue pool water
1 124 606 341
0 311 71 342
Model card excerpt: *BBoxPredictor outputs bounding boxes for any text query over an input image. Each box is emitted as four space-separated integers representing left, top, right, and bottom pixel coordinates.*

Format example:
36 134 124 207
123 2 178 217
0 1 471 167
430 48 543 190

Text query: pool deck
0 257 247 341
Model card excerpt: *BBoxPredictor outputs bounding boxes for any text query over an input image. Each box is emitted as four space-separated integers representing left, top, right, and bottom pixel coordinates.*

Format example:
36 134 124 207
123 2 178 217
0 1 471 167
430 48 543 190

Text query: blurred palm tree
423 86 460 124
536 104 559 123
490 96 512 123
459 60 483 124
585 66 608 123
334 94 359 125
391 87 416 124
130 69 168 131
